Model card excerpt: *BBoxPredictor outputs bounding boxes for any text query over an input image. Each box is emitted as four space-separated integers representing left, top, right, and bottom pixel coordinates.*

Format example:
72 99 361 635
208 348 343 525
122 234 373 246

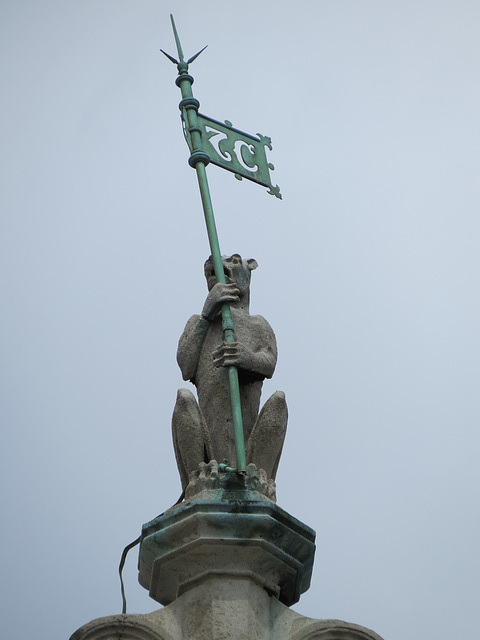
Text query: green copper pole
195 162 246 473
163 15 246 472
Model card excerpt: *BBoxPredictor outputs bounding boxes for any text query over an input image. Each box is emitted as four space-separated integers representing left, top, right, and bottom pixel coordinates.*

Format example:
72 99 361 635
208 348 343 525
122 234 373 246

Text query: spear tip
170 14 185 63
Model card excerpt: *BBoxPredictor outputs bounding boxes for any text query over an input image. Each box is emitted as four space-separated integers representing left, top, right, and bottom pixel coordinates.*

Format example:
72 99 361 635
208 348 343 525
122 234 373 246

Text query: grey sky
1 2 479 639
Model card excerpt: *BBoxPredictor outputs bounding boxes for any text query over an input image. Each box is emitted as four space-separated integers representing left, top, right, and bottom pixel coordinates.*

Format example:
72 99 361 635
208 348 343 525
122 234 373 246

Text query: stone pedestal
70 467 385 640
138 490 315 607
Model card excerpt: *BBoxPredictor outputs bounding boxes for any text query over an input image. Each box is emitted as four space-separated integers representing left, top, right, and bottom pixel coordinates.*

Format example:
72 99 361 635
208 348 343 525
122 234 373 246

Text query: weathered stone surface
70 613 166 640
70 467 385 640
288 618 386 640
70 603 385 640
172 255 287 487
70 255 386 640
184 460 277 502
138 486 315 608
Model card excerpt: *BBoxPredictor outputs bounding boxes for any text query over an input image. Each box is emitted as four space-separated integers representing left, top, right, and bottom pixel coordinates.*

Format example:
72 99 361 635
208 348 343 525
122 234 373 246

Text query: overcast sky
1 2 479 639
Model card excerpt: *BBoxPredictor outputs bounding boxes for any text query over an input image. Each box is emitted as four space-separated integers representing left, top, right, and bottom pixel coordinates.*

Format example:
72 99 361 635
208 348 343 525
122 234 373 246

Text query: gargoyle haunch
172 254 287 489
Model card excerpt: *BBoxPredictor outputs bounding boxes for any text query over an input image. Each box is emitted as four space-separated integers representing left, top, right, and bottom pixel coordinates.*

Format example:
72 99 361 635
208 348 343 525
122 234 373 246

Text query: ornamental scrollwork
182 111 282 199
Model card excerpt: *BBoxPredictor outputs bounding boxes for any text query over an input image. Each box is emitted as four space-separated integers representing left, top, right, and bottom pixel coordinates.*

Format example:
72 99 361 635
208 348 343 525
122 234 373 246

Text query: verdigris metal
172 254 287 489
162 15 281 472
184 113 282 199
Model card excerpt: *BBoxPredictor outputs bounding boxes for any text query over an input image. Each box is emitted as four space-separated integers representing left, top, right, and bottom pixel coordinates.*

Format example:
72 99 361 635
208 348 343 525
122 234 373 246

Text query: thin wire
119 489 185 614
119 535 141 614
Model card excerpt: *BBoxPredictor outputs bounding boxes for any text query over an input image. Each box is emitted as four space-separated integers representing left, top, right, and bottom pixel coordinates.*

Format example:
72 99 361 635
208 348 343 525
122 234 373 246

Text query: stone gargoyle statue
172 253 287 490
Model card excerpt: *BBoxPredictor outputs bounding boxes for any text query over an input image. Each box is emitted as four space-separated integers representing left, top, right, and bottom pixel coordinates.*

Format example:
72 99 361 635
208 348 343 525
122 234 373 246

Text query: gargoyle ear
247 258 258 272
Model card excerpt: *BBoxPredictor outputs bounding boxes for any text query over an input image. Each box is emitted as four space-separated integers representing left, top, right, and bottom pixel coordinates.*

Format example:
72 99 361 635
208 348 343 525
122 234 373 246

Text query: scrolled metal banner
183 112 282 199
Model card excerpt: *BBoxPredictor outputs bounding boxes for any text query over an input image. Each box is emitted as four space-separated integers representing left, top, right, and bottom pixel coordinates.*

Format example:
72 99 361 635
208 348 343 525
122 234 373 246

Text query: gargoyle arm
212 315 277 379
176 314 210 382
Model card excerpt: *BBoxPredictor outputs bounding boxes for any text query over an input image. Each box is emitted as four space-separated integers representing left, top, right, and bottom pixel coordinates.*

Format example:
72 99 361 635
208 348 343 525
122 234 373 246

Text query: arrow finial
161 15 207 69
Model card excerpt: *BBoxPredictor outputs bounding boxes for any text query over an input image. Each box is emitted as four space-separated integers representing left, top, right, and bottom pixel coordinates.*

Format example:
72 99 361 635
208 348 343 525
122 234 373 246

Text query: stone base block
138 491 315 607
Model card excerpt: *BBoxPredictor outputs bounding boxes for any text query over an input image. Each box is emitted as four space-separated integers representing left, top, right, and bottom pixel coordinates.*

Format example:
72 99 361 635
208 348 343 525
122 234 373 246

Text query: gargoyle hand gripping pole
162 15 247 472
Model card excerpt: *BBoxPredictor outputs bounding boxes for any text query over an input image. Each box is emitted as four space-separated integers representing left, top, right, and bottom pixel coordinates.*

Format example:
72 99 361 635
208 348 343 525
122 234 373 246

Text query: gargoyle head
204 254 258 299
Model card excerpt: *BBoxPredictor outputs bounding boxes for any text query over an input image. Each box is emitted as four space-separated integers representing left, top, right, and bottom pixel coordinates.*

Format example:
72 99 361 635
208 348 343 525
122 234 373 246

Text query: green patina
162 15 281 473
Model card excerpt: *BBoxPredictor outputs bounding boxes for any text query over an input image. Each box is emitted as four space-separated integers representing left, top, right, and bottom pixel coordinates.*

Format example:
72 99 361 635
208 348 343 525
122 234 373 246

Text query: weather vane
161 15 281 474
